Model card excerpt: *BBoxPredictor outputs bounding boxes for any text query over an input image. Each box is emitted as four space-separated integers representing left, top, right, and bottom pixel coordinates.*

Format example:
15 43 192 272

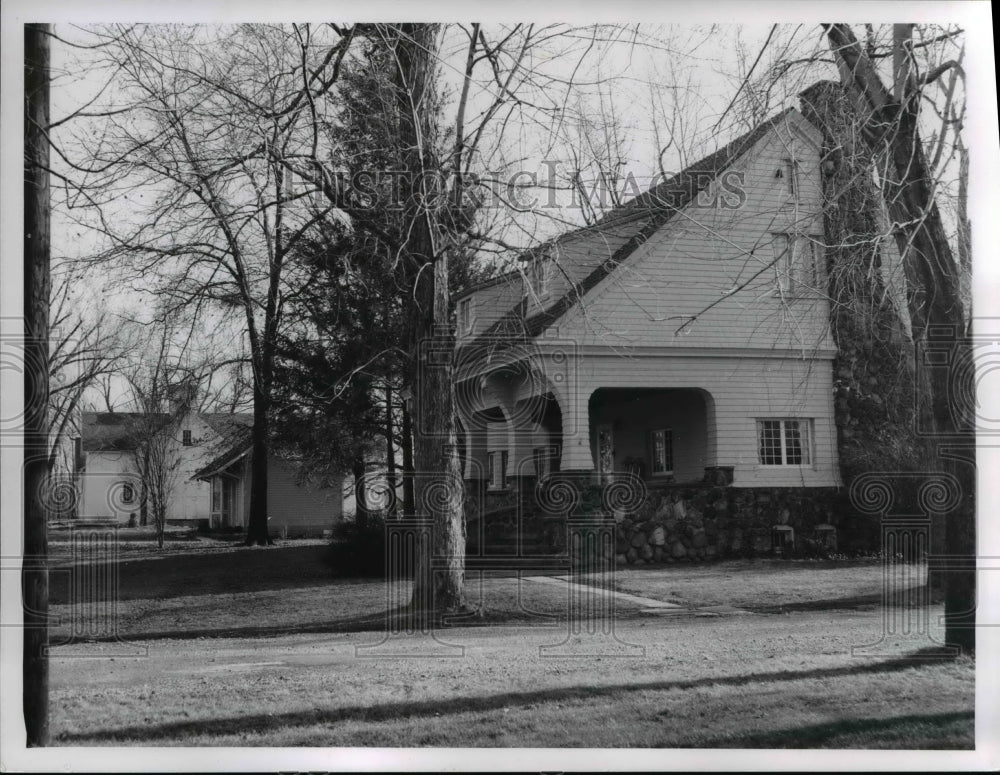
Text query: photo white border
1 1 997 771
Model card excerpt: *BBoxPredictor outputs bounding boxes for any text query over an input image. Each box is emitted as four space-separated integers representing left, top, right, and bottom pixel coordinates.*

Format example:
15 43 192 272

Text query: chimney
166 378 198 415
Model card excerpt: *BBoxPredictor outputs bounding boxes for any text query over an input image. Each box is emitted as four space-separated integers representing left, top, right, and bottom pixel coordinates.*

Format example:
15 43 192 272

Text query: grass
46 542 975 748
581 558 924 612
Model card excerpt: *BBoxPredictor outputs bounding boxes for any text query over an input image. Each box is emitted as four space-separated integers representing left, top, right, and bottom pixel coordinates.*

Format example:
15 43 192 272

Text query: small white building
191 434 346 538
78 410 252 525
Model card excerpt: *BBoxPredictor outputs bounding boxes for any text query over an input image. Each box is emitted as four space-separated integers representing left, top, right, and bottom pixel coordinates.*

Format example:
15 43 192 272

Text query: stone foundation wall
613 484 854 564
463 477 875 561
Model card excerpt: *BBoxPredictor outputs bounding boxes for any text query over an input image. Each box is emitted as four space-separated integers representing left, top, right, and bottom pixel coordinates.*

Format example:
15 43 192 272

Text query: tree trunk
138 455 150 527
825 24 976 655
393 24 466 613
384 385 396 518
245 383 272 545
23 22 51 747
352 455 370 529
156 502 165 549
401 398 415 517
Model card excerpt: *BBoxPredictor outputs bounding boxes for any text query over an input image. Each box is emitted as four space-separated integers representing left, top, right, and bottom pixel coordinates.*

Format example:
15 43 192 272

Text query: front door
597 423 614 483
221 478 236 527
211 477 235 527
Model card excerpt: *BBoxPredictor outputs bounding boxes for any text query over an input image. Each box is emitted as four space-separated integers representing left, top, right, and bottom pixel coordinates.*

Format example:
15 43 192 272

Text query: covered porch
459 382 718 488
192 447 251 530
588 387 717 484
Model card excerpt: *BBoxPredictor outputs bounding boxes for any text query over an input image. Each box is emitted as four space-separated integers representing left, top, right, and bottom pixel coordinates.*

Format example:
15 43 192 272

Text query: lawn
583 558 923 612
46 543 975 749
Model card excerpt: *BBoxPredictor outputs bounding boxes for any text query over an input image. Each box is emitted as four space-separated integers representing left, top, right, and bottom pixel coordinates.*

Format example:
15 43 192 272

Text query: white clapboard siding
457 111 841 488
266 459 344 536
525 217 657 316
567 353 839 487
559 112 834 354
457 276 523 340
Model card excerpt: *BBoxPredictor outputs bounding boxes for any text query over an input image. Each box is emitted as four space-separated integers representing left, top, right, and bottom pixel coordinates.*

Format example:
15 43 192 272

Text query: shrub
328 514 389 577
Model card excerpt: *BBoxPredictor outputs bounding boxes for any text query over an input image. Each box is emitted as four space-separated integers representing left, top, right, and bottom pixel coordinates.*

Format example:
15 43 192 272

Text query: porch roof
191 436 251 481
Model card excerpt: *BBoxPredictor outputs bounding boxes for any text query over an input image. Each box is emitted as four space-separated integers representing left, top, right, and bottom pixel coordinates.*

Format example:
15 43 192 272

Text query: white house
78 409 252 525
454 107 845 558
456 107 839 489
191 430 346 538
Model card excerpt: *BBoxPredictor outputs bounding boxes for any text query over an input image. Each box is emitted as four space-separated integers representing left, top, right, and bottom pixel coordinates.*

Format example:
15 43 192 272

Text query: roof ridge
462 107 799 349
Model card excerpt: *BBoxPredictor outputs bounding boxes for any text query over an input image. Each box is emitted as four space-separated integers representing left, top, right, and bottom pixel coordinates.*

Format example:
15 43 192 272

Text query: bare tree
382 24 469 612
47 275 130 483
822 23 975 655
120 369 187 549
54 24 360 545
703 23 974 652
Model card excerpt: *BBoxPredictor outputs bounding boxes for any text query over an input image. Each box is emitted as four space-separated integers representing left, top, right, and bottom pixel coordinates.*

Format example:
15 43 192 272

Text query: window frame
182 429 193 446
457 297 472 334
532 445 559 478
781 158 800 201
487 449 509 490
771 234 821 296
807 239 825 288
649 428 674 476
756 418 813 467
526 256 551 299
772 233 793 294
532 447 549 478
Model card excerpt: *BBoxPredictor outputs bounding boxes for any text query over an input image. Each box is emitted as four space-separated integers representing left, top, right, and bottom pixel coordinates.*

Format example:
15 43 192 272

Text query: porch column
558 380 594 472
462 414 490 481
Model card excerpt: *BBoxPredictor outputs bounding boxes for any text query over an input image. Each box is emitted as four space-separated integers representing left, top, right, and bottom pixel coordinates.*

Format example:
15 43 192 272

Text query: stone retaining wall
612 484 852 564
463 477 875 561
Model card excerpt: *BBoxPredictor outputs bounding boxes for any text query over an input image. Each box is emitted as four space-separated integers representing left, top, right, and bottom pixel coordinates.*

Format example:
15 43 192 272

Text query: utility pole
24 22 52 746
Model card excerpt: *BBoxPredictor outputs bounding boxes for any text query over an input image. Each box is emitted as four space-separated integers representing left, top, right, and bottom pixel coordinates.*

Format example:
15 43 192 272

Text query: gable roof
81 411 252 452
464 108 799 349
81 412 168 452
200 413 254 442
190 431 253 481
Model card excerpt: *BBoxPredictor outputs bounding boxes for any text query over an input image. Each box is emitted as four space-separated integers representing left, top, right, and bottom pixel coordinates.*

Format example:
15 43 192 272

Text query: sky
4 6 998 424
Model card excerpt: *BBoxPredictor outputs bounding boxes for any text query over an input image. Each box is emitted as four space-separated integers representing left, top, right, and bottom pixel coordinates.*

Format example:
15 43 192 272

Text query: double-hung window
781 158 800 201
757 419 812 466
649 429 674 475
772 234 821 295
457 297 472 334
526 257 550 298
488 450 508 489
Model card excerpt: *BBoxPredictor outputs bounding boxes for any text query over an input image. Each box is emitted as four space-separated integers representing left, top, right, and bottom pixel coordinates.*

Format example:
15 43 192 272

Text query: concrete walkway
521 575 686 610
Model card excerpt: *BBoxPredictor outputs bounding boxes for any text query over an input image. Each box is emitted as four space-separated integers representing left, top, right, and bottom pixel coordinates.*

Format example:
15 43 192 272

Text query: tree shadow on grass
56 647 967 744
49 545 337 604
694 709 974 749
51 604 559 645
746 592 886 613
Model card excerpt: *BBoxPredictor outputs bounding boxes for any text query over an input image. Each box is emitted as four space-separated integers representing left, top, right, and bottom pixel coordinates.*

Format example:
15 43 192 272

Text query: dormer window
457 297 472 334
781 159 800 201
772 233 820 295
526 256 551 298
